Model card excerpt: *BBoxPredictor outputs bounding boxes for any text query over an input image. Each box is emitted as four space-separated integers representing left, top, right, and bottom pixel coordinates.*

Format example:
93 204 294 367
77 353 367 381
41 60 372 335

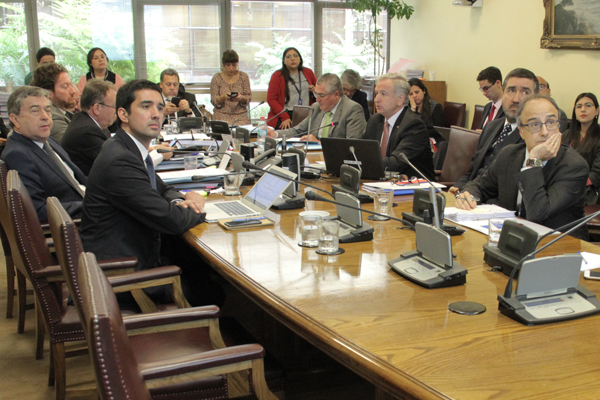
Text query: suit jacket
61 112 110 176
267 68 317 128
50 103 71 143
162 91 203 124
1 131 86 222
480 101 505 129
454 117 523 189
80 129 205 271
463 143 588 237
350 90 370 122
277 96 367 140
363 108 434 180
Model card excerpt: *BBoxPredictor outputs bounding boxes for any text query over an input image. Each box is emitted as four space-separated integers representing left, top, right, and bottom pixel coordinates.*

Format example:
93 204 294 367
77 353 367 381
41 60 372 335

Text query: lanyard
292 73 303 105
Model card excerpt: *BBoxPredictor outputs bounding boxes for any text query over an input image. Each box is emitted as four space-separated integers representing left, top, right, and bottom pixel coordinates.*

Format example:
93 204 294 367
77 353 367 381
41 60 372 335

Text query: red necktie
381 120 390 157
488 105 495 122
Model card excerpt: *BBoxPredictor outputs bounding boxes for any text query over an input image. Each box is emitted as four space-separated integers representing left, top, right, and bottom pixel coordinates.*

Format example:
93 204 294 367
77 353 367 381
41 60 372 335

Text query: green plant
0 3 29 86
345 0 414 75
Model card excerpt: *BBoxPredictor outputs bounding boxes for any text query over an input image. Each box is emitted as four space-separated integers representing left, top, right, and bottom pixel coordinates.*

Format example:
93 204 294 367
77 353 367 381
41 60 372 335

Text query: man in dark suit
2 86 86 222
363 73 434 180
477 66 505 129
451 68 539 194
456 95 588 238
268 73 367 141
159 68 201 122
80 79 221 307
31 62 78 143
61 79 116 175
537 76 569 133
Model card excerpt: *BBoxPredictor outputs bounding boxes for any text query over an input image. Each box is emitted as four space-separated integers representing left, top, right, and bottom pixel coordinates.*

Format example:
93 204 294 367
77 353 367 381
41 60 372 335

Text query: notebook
203 165 296 222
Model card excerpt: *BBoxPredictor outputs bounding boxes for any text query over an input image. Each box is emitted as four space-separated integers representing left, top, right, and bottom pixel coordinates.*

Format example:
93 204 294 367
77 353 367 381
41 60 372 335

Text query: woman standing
210 50 252 125
267 47 316 129
76 48 125 93
562 92 600 205
408 78 446 143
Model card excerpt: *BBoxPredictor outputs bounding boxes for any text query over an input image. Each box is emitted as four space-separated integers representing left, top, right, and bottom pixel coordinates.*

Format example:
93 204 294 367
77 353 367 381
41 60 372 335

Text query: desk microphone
230 101 265 127
190 171 247 182
305 191 414 228
242 161 335 200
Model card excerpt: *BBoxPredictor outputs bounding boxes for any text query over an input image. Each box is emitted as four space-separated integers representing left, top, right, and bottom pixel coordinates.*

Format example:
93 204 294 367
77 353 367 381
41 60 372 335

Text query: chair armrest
106 265 180 287
46 237 54 248
139 344 265 380
98 257 138 272
31 264 63 279
123 305 220 330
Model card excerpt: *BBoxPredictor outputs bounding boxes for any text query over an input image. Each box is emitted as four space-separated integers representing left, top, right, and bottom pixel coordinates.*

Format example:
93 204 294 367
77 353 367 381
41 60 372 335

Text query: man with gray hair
363 73 433 179
1 86 87 222
267 73 366 141
159 68 199 120
456 94 588 238
61 79 117 175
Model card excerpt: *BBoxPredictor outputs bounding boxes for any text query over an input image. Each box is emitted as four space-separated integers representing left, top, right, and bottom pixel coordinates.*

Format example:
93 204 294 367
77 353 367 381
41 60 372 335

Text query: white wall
390 0 600 125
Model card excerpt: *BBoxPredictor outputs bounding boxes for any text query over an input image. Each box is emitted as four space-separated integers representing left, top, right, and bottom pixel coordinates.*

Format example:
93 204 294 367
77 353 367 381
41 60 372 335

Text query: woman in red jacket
267 47 316 129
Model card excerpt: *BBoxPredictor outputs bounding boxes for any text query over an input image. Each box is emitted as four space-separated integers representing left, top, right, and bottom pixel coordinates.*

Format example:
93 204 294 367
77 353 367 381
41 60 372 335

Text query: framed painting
541 0 600 49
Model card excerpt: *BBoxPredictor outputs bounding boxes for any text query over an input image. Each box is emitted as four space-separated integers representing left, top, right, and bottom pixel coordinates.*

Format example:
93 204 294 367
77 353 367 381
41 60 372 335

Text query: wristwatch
525 158 543 168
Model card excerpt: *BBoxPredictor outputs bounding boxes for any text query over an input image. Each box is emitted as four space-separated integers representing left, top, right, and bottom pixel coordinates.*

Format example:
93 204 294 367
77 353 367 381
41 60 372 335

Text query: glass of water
317 220 340 255
299 215 322 247
488 218 503 248
369 189 393 221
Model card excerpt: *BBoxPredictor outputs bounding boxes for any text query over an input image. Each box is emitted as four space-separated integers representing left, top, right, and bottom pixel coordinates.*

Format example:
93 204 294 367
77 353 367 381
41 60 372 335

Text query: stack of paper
158 168 228 184
362 181 446 196
444 205 515 222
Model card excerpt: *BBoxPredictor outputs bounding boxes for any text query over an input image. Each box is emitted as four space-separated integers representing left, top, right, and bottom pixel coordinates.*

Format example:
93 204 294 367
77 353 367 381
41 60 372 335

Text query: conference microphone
230 101 265 127
242 161 335 200
190 171 247 182
305 191 414 228
397 153 464 236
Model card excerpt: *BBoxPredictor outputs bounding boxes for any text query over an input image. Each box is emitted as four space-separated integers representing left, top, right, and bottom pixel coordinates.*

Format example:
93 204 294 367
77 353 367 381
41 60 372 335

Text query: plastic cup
183 155 197 170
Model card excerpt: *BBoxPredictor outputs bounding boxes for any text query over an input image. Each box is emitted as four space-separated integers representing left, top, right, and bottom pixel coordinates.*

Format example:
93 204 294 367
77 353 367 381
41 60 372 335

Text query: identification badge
298 99 302 105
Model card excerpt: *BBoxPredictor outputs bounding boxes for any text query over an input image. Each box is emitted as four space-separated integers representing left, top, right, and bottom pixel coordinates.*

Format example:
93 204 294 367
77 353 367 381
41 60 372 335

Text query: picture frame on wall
541 0 600 49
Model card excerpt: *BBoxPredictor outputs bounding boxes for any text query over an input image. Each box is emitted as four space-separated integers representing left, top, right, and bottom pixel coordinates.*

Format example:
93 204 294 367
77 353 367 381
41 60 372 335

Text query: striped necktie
381 120 390 157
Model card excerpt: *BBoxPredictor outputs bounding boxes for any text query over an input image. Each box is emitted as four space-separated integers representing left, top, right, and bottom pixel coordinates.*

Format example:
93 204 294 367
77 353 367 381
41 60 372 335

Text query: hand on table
176 191 205 214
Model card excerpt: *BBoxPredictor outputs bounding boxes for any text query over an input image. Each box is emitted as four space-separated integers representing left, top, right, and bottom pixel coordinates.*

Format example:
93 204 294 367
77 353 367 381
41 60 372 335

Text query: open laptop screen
245 172 291 210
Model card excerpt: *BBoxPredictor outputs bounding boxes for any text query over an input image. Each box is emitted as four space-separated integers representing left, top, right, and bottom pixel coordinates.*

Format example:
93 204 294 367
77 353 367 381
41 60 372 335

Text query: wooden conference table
183 175 600 400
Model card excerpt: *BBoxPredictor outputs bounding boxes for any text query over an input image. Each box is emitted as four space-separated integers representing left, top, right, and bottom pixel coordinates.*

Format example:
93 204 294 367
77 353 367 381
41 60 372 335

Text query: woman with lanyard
76 47 126 94
267 47 316 129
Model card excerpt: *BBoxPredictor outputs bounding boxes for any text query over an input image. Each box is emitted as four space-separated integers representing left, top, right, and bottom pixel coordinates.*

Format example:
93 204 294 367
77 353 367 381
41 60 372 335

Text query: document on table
158 168 228 184
580 252 600 271
455 217 556 236
444 205 515 222
362 181 446 196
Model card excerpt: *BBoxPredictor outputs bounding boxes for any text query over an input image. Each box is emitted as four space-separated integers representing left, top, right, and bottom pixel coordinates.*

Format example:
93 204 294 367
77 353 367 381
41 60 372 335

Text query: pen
231 217 266 222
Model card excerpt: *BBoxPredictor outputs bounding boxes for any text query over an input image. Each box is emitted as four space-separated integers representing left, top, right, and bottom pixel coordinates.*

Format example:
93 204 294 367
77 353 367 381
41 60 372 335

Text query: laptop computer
203 165 296 222
320 137 385 180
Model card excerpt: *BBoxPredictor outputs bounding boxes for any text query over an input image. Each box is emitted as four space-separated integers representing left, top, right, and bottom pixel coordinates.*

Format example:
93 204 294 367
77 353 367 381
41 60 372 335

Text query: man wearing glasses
62 79 117 175
267 73 366 141
455 95 588 238
536 76 569 133
451 68 539 195
477 66 504 129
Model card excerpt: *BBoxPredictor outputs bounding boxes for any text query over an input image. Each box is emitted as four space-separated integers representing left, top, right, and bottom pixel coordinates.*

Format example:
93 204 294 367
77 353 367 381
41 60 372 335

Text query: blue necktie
492 123 512 149
145 154 157 190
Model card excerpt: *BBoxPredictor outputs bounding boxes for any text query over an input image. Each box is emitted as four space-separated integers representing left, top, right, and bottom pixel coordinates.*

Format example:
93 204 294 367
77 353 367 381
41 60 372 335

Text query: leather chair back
78 252 152 400
438 126 480 186
6 171 77 335
292 105 311 127
443 101 466 128
471 105 485 130
0 160 24 273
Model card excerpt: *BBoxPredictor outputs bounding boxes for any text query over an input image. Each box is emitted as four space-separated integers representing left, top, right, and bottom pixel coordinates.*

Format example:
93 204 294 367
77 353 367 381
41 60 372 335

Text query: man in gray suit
267 73 366 141
32 62 78 143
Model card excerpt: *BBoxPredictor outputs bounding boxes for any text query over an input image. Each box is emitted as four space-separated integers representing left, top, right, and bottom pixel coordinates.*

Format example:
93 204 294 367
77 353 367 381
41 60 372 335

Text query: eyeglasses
479 84 493 92
520 119 560 133
98 103 116 109
315 91 336 99
391 175 425 185
538 84 548 90
285 54 299 60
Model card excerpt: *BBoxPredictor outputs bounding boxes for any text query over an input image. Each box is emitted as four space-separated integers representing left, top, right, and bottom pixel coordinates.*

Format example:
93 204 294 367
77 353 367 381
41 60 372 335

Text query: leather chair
0 160 40 354
6 172 187 400
436 126 481 189
471 105 485 130
443 101 466 128
46 197 285 399
292 105 311 127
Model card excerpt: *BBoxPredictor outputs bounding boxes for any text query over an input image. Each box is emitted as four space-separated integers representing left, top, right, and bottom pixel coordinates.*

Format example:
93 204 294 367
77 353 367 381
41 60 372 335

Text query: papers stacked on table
444 205 515 222
158 168 228 184
362 181 446 196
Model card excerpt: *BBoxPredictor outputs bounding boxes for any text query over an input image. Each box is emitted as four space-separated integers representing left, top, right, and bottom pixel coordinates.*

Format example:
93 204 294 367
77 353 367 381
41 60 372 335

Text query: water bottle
257 116 267 149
